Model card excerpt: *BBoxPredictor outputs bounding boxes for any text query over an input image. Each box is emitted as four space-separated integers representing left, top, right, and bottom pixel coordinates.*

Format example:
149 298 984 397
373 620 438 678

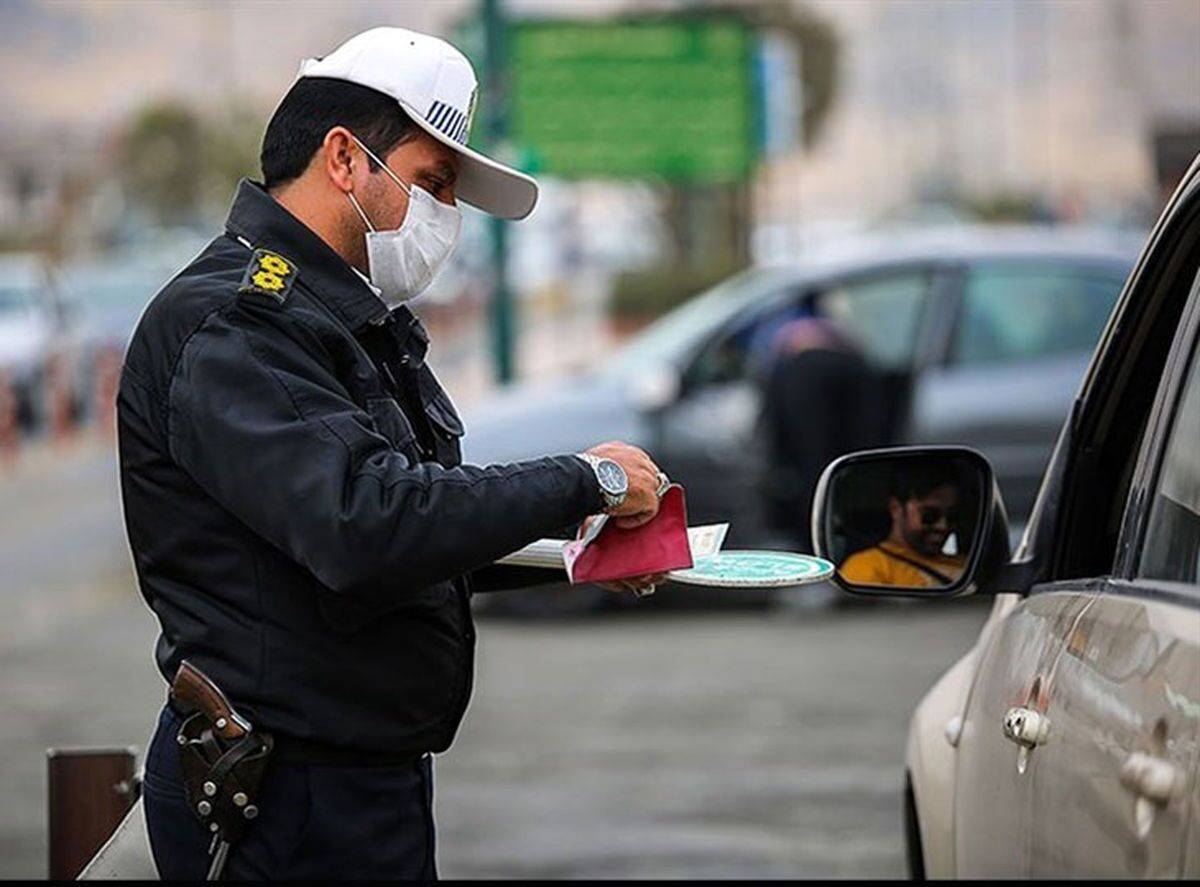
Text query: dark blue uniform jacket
118 180 600 760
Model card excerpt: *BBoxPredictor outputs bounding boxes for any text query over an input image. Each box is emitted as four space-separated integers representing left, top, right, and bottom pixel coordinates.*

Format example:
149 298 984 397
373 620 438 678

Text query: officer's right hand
583 441 664 529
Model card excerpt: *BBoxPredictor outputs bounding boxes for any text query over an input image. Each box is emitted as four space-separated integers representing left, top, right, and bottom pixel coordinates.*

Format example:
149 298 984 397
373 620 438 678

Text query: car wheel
903 773 926 880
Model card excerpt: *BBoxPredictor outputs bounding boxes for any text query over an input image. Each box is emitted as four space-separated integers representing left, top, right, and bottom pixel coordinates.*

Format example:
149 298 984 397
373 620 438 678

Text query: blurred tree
964 191 1057 224
712 0 841 151
118 100 262 227
659 2 840 286
118 102 205 226
199 104 263 211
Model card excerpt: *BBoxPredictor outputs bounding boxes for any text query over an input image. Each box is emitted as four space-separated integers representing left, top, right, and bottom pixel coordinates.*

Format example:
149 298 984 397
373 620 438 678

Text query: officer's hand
584 441 663 529
597 573 669 597
575 515 668 598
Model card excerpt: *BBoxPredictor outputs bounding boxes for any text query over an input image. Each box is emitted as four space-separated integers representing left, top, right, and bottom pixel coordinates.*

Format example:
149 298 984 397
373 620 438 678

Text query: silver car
815 154 1200 877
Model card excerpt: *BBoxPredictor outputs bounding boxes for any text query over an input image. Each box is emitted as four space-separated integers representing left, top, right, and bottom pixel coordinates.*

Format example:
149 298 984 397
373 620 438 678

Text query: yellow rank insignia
239 249 297 303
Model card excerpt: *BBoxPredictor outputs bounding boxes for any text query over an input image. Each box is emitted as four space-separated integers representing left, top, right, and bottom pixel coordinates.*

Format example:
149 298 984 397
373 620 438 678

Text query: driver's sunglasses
917 505 958 527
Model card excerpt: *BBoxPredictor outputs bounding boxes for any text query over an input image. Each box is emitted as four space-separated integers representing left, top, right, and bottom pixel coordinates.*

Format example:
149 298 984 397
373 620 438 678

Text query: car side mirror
811 446 1011 598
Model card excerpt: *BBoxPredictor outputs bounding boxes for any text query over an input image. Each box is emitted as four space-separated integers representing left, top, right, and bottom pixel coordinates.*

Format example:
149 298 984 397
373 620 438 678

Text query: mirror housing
811 446 1012 598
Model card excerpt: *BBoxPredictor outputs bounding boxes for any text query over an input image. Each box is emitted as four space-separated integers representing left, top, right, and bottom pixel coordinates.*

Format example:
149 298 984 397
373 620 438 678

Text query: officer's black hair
261 77 419 190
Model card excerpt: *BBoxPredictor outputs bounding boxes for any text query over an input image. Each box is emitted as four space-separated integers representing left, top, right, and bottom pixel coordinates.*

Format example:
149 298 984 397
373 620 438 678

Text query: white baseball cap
298 27 538 220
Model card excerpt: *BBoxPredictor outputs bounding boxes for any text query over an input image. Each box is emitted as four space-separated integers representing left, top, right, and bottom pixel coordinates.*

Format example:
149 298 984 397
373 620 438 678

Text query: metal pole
482 0 514 384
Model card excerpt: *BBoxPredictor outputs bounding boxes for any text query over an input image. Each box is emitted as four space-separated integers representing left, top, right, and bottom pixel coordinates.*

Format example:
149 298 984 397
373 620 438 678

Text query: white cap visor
398 99 537 221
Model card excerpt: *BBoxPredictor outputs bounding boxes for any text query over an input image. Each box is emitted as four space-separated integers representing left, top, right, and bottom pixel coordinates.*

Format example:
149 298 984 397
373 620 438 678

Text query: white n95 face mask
346 136 462 306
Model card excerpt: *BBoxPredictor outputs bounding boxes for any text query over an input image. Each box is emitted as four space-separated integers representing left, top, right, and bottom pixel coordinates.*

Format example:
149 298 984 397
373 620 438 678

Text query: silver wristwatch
576 453 629 512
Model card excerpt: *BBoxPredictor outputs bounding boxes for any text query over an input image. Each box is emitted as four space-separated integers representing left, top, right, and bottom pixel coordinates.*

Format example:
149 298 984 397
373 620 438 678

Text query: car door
908 261 1128 526
1026 280 1200 878
652 291 799 545
950 588 1095 877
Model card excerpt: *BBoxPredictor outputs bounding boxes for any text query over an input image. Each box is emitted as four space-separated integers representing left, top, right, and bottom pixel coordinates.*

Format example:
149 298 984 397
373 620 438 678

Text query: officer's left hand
596 572 669 597
575 515 668 597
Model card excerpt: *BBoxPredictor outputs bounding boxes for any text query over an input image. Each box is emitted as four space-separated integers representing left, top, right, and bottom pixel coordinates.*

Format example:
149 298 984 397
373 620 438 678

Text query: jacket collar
224 178 393 332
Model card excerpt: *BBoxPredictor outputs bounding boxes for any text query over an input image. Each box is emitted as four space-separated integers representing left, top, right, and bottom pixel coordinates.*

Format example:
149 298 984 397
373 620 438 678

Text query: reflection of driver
840 469 966 587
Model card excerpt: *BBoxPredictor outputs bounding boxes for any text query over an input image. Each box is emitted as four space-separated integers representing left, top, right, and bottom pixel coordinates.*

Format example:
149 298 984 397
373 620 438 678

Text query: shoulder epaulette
238 248 298 304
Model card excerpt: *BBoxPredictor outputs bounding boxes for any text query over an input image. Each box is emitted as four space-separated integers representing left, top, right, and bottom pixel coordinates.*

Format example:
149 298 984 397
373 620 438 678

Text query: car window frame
1114 265 1200 597
1019 163 1200 590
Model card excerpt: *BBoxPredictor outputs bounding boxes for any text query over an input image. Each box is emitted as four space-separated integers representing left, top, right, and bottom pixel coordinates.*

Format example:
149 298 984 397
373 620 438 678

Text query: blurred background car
463 225 1140 613
0 254 84 430
58 233 208 423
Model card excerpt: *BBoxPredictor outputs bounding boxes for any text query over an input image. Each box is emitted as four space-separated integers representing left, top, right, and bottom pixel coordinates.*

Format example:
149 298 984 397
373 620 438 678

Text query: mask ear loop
346 191 376 233
351 134 412 197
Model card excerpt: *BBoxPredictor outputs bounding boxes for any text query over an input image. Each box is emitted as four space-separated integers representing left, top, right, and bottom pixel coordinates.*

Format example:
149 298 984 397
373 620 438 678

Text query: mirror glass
822 452 986 592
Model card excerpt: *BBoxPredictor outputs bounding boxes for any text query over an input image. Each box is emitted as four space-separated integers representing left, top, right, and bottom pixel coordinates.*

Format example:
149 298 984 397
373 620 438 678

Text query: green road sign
508 17 757 183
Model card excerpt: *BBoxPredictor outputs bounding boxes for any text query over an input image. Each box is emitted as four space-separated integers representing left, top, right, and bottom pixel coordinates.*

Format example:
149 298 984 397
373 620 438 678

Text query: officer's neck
270 180 370 276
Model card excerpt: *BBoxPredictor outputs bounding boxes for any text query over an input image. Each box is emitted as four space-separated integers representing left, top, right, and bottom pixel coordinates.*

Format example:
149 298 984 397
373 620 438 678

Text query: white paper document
497 523 730 571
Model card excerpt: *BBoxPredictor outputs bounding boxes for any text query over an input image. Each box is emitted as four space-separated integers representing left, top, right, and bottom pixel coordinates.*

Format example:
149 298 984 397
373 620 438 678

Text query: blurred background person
757 308 890 553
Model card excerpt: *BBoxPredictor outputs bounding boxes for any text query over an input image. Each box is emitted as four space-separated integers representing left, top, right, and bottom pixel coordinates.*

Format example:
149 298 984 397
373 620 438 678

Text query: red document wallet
563 484 694 584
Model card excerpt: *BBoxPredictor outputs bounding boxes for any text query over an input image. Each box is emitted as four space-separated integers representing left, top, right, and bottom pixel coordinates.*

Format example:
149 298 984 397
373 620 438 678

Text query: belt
165 698 428 767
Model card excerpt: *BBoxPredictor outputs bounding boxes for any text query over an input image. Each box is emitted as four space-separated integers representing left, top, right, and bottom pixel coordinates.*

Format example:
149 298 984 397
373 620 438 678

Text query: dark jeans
142 706 437 880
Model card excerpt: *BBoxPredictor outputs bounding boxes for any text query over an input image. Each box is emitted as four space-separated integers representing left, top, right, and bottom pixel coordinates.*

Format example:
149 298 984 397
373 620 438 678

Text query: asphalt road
0 436 989 879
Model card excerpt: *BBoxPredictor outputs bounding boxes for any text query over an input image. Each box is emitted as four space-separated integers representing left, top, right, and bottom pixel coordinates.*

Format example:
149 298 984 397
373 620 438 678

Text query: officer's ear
321 127 358 194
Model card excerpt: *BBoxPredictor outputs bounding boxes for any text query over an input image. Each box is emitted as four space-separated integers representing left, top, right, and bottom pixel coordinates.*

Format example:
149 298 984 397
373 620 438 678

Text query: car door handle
1119 752 1187 804
1120 751 1188 841
1003 706 1050 748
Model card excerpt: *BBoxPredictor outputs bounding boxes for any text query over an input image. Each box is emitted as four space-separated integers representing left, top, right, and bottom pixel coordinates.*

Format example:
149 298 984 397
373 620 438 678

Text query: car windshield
601 267 799 377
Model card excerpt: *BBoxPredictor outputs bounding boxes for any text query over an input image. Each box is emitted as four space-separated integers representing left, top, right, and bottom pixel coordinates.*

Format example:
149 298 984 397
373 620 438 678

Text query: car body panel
951 589 1096 877
652 378 772 545
904 643 977 879
1028 588 1200 877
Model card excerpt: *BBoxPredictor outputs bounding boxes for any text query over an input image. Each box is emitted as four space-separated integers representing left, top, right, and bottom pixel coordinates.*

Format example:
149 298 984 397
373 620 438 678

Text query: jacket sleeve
468 563 569 593
167 302 601 599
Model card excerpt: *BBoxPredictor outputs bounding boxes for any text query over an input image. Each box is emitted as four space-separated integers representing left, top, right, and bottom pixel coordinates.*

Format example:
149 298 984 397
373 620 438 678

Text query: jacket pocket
366 397 420 461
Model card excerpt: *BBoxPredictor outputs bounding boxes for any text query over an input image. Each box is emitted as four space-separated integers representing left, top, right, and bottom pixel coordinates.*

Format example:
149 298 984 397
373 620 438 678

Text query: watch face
596 459 628 495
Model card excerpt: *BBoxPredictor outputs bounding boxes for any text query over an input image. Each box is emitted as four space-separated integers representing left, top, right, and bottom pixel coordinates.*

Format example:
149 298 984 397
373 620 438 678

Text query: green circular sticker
668 550 835 588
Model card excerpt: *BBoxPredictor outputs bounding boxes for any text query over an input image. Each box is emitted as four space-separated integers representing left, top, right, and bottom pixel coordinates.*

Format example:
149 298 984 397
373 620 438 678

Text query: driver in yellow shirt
839 472 966 588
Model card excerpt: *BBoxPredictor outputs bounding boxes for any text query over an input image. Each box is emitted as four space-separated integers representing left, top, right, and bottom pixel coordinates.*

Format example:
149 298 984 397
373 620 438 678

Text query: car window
815 272 932 370
1137 337 1200 586
953 264 1124 366
683 299 801 389
682 270 933 389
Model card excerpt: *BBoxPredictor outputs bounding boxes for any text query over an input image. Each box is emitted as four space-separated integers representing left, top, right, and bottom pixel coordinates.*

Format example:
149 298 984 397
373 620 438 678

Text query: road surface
0 436 987 878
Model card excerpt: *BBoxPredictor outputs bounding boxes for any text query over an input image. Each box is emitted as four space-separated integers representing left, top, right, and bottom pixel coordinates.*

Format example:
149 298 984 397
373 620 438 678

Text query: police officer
118 27 666 880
